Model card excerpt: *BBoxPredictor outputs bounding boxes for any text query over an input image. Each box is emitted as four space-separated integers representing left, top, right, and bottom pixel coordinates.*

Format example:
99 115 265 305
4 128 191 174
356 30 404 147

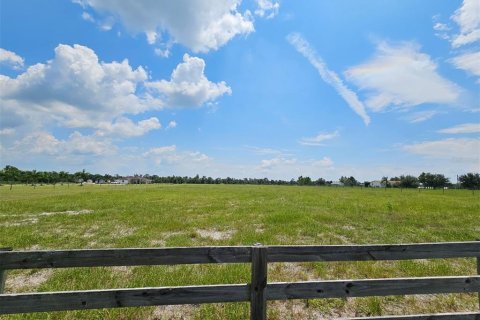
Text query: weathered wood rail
0 241 479 319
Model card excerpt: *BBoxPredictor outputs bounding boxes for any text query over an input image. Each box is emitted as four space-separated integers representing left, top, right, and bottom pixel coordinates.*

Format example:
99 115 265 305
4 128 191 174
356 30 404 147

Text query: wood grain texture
0 246 252 270
266 276 480 300
250 245 267 320
267 242 480 262
0 284 250 314
350 312 480 319
0 248 12 294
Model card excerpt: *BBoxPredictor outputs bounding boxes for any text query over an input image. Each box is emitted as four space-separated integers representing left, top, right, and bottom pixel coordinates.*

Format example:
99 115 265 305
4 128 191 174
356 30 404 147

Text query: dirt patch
5 269 53 293
150 239 167 247
161 231 186 238
110 226 136 238
195 228 236 240
150 304 197 319
0 210 94 227
111 266 133 278
269 263 318 282
39 210 93 216
83 225 100 238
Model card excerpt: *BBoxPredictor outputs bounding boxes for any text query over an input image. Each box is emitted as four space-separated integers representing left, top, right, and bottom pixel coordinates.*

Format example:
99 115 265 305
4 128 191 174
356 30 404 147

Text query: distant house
331 181 344 187
389 180 401 188
112 179 128 184
128 176 152 184
370 180 384 188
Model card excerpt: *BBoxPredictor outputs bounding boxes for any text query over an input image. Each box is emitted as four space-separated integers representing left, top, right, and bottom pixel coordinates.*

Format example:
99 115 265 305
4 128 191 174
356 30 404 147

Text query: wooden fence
0 241 479 319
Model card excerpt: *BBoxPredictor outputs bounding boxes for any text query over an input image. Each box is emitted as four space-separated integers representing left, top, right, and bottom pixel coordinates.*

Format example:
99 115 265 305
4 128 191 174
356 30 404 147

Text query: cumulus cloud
0 48 25 69
146 54 232 108
403 138 480 162
0 44 229 132
96 117 161 137
287 33 371 125
438 123 480 134
0 44 152 129
345 41 461 111
451 51 480 77
13 131 115 156
299 130 339 146
451 0 480 48
0 44 232 161
255 0 279 19
76 0 254 52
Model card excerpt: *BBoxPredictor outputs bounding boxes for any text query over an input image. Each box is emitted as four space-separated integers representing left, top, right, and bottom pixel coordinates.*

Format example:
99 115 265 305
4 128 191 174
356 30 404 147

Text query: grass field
0 184 479 319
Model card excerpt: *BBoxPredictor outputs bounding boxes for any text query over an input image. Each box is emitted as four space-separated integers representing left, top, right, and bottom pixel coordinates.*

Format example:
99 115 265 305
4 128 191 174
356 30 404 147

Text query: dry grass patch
5 269 53 293
150 304 198 319
195 228 236 241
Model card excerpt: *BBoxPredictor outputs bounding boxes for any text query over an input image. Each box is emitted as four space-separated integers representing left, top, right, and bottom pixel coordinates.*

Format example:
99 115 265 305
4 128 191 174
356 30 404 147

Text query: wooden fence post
476 239 480 310
0 248 13 294
250 244 267 320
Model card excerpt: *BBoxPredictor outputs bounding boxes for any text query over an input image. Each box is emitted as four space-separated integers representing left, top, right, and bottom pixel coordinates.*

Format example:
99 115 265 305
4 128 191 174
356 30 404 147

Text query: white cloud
287 33 370 125
0 48 25 69
451 0 480 48
167 120 177 129
255 0 279 19
451 51 480 77
433 22 450 31
407 110 440 123
261 157 297 169
0 44 152 129
259 156 334 178
96 117 161 137
0 45 229 132
345 41 461 111
403 138 480 162
13 131 115 157
81 11 95 22
299 130 339 146
76 0 254 53
438 123 480 134
146 54 232 108
143 145 210 165
0 128 15 135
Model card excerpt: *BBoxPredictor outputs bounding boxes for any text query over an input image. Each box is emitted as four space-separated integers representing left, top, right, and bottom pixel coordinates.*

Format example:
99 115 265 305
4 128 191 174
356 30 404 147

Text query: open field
1 184 479 319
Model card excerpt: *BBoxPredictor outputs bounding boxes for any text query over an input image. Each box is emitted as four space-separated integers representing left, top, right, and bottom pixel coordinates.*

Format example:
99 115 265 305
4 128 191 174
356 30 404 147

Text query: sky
0 0 479 181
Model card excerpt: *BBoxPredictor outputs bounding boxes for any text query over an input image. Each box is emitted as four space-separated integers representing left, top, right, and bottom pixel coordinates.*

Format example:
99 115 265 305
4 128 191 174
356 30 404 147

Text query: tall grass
1 184 479 319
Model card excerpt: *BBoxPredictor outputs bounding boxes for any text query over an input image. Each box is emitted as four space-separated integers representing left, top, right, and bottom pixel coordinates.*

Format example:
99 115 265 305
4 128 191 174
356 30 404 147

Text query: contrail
287 32 370 125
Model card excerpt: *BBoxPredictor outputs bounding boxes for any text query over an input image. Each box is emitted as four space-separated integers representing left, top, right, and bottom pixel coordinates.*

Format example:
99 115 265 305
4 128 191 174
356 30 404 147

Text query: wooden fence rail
1 241 479 319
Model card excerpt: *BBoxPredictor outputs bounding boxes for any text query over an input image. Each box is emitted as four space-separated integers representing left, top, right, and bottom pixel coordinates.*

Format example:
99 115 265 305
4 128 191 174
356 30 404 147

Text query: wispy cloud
345 41 461 111
287 33 370 125
450 51 480 77
403 138 480 163
438 123 480 134
407 110 440 123
299 130 339 146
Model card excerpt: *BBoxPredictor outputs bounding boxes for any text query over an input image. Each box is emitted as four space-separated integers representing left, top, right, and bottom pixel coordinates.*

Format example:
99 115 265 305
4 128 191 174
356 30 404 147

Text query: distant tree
418 172 449 189
364 181 371 187
340 176 358 187
315 178 326 186
297 176 312 186
459 173 480 189
399 175 419 188
381 176 389 187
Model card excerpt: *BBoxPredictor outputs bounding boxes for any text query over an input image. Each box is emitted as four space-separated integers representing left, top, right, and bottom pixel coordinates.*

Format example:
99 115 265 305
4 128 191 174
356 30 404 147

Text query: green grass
1 184 479 319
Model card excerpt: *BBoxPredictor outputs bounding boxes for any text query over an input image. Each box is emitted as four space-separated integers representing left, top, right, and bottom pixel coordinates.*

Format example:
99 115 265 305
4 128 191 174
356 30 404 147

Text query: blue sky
0 0 479 181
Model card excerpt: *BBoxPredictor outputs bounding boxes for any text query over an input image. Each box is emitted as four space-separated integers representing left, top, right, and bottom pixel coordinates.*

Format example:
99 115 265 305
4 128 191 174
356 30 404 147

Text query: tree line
0 165 479 189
